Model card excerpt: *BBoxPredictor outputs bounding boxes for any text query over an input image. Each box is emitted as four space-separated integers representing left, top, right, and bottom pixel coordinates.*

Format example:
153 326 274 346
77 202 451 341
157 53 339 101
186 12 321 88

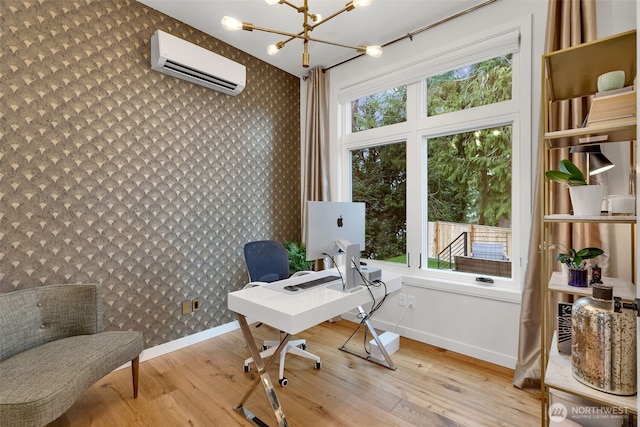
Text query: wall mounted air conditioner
151 30 246 96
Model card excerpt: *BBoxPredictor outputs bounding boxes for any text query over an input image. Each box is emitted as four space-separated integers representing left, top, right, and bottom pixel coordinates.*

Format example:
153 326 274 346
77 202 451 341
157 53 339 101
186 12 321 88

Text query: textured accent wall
0 0 301 347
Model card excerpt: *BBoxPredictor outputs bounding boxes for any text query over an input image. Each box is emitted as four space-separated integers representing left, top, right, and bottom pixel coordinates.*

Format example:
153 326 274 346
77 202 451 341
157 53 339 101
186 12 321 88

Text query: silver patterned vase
571 283 637 395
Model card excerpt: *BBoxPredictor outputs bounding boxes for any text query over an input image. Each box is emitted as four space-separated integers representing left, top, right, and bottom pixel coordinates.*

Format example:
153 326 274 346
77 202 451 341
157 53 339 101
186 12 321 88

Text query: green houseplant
545 159 588 186
283 241 314 275
545 159 604 216
553 243 604 287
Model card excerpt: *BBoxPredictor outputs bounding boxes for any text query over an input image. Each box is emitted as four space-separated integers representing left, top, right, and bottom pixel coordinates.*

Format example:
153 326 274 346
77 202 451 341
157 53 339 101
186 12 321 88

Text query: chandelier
221 0 383 68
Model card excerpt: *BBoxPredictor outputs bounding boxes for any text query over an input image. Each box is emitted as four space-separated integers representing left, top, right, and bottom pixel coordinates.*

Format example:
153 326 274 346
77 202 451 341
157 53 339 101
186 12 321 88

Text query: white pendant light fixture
222 0 382 68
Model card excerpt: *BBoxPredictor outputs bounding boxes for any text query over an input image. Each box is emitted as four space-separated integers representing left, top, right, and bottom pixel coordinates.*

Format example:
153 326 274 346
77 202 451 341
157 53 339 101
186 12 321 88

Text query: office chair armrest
243 281 270 289
291 271 313 277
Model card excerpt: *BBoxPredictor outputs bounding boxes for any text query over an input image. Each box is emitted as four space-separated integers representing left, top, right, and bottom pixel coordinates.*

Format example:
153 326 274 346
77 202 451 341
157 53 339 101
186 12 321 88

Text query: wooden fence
427 222 512 259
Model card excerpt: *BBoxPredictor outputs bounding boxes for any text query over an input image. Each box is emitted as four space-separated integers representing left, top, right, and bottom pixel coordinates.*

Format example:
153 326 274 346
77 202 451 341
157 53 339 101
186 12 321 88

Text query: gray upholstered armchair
0 284 143 427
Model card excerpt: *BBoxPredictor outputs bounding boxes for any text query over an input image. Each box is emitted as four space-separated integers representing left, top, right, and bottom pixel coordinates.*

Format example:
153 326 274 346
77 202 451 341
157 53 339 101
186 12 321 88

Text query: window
426 125 512 277
351 86 407 132
336 22 530 291
426 55 512 116
351 142 407 262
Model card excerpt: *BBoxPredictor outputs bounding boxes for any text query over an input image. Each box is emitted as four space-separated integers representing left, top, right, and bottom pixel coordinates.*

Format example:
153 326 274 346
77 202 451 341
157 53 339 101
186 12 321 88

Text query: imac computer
305 201 365 292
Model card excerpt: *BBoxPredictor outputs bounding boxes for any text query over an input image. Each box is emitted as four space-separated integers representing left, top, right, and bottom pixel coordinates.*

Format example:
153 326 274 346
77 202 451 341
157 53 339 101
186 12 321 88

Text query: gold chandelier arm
249 24 309 41
253 24 364 52
305 36 362 51
273 0 322 23
280 0 298 9
226 0 379 67
309 4 352 30
278 36 297 48
280 0 304 13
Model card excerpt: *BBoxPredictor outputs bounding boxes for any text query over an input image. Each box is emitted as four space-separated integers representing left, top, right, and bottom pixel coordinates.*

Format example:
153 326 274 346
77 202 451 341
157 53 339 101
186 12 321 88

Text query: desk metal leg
339 306 397 371
235 314 291 427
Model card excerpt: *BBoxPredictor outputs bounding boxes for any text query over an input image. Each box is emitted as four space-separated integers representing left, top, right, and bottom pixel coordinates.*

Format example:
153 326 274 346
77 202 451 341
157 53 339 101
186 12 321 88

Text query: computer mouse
284 285 299 292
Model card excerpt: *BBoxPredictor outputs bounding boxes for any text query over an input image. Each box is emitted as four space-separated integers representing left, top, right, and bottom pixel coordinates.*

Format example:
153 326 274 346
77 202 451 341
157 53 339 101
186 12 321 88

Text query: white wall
325 0 637 369
597 0 638 281
597 0 637 36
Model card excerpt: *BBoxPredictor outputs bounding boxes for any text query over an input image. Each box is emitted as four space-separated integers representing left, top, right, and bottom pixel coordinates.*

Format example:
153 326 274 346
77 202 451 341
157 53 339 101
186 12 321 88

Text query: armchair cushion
0 284 143 427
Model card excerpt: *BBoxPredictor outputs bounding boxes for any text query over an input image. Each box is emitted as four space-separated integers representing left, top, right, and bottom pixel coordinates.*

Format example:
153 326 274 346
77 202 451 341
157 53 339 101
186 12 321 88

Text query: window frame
335 17 532 295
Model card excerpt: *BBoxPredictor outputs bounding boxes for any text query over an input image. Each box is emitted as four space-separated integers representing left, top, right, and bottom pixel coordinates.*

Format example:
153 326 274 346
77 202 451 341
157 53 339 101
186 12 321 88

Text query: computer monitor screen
305 201 365 261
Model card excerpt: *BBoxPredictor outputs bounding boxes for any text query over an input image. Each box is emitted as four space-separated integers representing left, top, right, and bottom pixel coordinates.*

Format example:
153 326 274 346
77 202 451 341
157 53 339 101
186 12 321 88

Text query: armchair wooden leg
131 356 140 398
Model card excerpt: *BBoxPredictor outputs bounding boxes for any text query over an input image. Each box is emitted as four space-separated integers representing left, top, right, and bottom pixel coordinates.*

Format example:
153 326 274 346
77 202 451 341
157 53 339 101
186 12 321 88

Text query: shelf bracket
614 297 640 317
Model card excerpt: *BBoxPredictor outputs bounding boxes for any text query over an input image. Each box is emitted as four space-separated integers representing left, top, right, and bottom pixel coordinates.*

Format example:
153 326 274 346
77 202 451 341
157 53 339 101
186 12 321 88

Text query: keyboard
284 275 342 292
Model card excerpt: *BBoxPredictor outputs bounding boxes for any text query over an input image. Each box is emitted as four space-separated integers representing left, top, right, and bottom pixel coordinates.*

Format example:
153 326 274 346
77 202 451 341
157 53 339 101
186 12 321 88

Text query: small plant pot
569 185 604 216
568 268 589 287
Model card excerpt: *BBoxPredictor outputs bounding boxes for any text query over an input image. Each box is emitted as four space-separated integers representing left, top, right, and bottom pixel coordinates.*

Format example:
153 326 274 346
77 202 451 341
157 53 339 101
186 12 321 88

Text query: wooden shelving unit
538 29 638 426
546 334 637 413
544 214 636 223
544 120 637 149
548 272 636 301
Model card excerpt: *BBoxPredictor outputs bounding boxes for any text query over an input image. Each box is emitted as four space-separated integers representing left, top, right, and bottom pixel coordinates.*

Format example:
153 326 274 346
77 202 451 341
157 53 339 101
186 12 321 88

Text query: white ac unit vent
151 30 246 96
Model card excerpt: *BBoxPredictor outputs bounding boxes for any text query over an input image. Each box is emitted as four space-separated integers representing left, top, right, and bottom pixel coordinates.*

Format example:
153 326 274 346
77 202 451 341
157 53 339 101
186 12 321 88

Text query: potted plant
283 241 314 275
553 243 604 287
545 159 604 216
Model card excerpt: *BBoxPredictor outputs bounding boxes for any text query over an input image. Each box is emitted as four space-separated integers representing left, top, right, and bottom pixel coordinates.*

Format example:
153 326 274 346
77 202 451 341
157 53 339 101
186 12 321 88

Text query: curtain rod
320 0 497 74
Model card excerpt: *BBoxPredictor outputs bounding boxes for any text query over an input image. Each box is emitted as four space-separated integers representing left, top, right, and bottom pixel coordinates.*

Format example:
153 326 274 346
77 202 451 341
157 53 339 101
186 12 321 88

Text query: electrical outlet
398 293 408 307
182 300 192 315
398 293 415 309
192 298 201 312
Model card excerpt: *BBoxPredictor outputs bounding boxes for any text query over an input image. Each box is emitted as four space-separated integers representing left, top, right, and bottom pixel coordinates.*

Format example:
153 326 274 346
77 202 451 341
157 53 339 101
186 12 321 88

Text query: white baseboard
115 314 515 372
367 317 516 369
114 321 240 371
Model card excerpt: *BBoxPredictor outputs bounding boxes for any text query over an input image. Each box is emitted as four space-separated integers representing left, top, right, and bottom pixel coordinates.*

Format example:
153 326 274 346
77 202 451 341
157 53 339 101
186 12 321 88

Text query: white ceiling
138 0 492 77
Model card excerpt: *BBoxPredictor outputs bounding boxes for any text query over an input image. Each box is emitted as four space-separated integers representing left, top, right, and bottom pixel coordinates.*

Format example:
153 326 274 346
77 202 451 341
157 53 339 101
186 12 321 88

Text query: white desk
228 268 401 427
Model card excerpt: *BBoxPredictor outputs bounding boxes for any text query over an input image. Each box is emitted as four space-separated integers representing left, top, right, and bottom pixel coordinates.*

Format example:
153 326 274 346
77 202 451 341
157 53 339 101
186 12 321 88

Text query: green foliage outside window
427 55 512 116
351 86 408 262
427 126 512 227
352 86 407 132
352 142 407 261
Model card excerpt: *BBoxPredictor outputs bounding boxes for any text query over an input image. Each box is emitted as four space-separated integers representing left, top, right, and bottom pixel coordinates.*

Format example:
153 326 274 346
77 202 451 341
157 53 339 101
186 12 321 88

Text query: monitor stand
327 274 362 293
330 240 363 292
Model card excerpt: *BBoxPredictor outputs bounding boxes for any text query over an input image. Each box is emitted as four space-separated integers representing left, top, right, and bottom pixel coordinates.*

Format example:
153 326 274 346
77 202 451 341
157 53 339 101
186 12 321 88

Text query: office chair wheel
243 364 250 373
279 377 288 387
261 345 269 351
315 361 322 369
299 343 307 350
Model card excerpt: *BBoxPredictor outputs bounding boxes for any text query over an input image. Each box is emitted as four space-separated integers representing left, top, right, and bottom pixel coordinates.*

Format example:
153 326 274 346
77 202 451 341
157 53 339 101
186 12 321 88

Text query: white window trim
336 22 522 104
334 15 533 295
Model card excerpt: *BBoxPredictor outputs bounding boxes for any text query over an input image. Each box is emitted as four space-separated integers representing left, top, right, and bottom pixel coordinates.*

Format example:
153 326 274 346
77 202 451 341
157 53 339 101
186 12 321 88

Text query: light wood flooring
48 320 540 426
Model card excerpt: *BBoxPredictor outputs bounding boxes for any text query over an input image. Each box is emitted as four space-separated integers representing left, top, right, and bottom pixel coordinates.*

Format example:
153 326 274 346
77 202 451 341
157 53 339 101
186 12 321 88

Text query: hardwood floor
48 320 540 426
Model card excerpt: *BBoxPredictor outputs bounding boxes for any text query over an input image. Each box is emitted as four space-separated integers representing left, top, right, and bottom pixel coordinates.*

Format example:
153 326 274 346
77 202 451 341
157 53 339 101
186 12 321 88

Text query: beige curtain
513 0 597 390
301 67 331 243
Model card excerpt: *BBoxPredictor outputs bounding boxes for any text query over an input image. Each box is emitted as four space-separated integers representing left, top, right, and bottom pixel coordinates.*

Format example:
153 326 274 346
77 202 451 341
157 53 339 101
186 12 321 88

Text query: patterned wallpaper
0 0 302 347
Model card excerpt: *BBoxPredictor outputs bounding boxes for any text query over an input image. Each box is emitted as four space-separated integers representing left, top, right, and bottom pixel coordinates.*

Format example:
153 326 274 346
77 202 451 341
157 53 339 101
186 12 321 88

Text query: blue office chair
242 240 321 386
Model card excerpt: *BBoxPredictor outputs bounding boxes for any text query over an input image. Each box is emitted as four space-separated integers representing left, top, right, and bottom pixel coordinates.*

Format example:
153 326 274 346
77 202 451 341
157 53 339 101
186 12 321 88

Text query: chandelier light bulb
265 0 280 4
312 13 323 23
365 45 383 57
221 16 243 31
267 44 280 56
352 0 372 8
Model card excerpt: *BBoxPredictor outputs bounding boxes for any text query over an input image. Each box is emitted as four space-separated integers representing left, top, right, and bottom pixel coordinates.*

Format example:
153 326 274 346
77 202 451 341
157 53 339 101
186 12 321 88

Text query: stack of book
585 85 636 127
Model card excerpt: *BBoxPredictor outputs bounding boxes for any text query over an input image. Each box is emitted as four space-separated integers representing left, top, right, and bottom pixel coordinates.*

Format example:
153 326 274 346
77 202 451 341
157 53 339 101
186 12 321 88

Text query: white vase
569 185 604 216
